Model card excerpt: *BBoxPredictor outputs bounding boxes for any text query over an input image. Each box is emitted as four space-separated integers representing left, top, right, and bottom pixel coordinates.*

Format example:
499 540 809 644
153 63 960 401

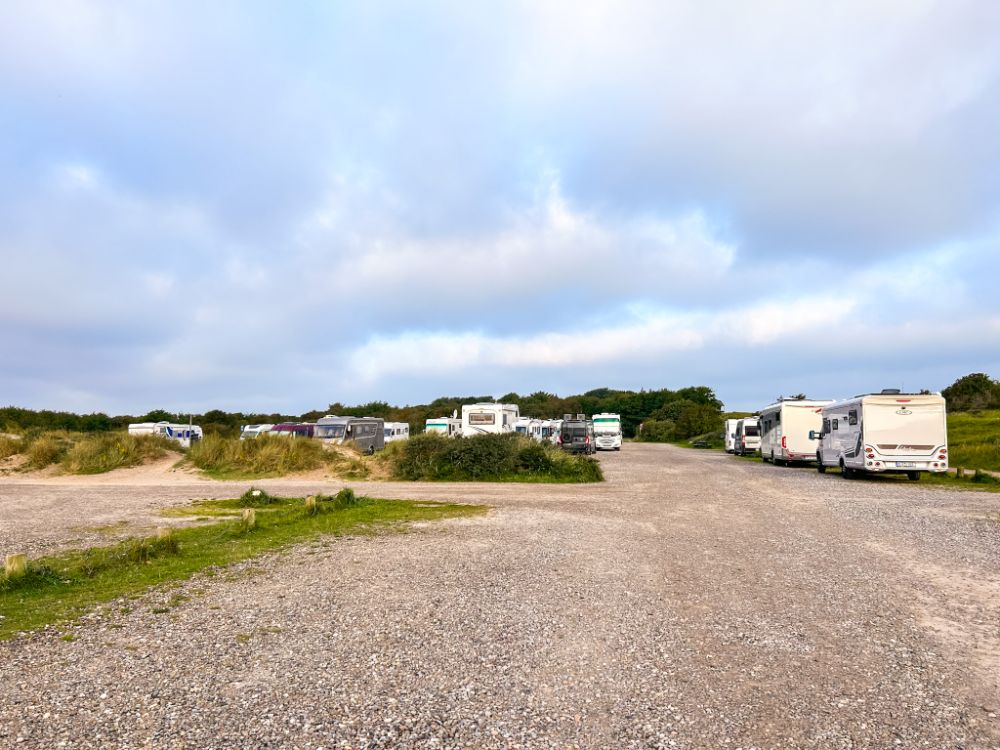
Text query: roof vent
880 388 902 395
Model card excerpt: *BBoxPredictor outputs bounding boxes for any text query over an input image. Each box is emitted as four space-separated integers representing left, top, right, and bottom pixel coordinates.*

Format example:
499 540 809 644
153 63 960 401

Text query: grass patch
187 434 369 480
947 410 1000 473
0 434 21 459
389 433 603 482
0 491 485 638
61 433 174 474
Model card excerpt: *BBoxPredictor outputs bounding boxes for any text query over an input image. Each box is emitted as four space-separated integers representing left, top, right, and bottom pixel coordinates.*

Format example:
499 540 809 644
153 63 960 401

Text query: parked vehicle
383 422 410 443
461 402 519 436
269 423 315 439
515 417 544 441
127 421 203 448
592 413 622 451
558 414 595 455
813 390 948 480
759 398 834 465
425 416 462 437
733 417 760 456
724 419 739 453
315 415 384 454
540 419 562 444
239 424 273 440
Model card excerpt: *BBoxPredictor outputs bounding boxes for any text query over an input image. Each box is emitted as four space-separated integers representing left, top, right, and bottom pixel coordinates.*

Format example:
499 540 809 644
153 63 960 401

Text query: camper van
759 398 834 465
514 417 544 441
315 415 384 454
461 403 519 436
559 414 596 454
814 391 948 480
127 421 203 448
733 417 760 456
592 413 622 451
269 423 315 439
239 424 273 440
425 417 462 437
383 422 410 443
724 419 739 453
539 419 561 443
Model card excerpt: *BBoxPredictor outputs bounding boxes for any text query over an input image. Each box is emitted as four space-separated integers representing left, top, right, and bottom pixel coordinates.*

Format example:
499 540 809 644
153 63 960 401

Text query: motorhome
461 403 519 436
724 419 739 453
268 423 315 439
239 424 273 440
814 391 948 480
592 413 622 451
127 421 203 448
315 415 384 454
733 417 760 456
758 398 834 465
514 417 544 441
539 419 562 443
425 416 462 437
558 414 596 455
383 422 410 443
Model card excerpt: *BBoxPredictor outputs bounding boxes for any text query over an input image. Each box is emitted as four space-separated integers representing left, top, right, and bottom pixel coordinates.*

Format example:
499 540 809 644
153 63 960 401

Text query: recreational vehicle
558 414 596 455
461 403 519 436
758 398 834 465
724 419 739 453
540 419 562 443
592 413 622 451
383 422 410 443
239 424 273 440
813 391 948 480
127 421 203 448
425 417 462 437
315 415 384 454
269 423 315 439
514 417 544 441
733 417 760 456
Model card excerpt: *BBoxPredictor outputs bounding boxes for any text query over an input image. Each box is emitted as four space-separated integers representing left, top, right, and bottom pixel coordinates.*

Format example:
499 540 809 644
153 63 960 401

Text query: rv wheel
840 461 853 479
368 445 376 456
906 471 920 481
817 459 826 474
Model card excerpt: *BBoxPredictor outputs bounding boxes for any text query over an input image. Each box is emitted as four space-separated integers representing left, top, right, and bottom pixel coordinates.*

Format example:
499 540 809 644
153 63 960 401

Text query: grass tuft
61 433 174 474
188 434 368 479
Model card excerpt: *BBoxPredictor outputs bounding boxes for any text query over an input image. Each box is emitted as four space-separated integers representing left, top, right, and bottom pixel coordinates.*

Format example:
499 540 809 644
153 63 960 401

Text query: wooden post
4 554 27 578
241 508 256 530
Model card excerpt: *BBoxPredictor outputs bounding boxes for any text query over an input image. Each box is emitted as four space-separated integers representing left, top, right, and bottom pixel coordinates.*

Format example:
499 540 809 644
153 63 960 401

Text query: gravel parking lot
2 443 999 748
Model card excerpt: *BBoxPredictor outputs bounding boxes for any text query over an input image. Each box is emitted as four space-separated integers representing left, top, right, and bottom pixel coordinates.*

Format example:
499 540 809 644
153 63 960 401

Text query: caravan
383 422 410 443
128 421 203 448
425 416 462 437
814 391 948 480
724 419 739 453
514 417 544 441
592 413 622 451
540 419 562 444
315 415 384 454
239 424 273 440
461 403 519 436
759 398 834 465
733 417 760 456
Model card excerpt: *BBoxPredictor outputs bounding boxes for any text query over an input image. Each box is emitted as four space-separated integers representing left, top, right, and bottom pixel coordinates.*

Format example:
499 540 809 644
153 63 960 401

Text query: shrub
24 434 68 470
189 434 326 477
0 435 21 459
638 420 676 442
238 487 282 507
61 433 172 474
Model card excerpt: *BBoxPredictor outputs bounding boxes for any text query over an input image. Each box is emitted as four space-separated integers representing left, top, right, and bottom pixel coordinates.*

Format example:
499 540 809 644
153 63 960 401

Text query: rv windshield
316 424 346 439
593 419 620 434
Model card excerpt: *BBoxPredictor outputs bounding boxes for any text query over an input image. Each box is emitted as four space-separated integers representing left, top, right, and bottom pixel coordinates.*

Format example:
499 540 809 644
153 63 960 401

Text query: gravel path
2 444 999 748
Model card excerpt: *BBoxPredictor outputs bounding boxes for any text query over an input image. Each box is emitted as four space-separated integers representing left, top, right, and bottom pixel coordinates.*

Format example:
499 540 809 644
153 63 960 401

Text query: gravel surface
2 444 999 748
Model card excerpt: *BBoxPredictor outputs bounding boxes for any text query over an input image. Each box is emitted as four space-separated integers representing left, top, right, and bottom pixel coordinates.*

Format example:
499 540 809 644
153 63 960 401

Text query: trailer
759 398 834 465
733 417 760 456
127 421 203 448
315 415 384 454
425 416 462 437
461 403 519 436
239 424 273 440
269 423 315 439
592 413 622 451
514 417 544 441
383 422 410 443
724 419 739 453
814 390 948 480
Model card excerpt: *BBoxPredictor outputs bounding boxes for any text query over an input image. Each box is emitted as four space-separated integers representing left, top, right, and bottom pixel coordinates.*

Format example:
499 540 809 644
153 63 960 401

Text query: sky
1 1 999 415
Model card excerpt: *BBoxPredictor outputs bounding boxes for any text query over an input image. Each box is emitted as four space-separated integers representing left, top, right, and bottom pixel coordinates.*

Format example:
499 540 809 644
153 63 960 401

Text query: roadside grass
388 433 603 483
0 488 485 639
186 434 369 480
946 410 1000 473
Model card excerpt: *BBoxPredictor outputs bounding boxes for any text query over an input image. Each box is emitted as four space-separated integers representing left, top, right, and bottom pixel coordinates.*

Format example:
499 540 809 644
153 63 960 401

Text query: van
733 417 760 456
558 414 595 455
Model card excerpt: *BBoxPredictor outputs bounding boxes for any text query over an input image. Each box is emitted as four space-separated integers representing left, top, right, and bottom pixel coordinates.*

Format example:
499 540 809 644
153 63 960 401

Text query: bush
61 433 172 474
390 433 602 482
0 434 21 459
638 420 676 442
24 434 68 470
189 434 327 477
238 487 282 506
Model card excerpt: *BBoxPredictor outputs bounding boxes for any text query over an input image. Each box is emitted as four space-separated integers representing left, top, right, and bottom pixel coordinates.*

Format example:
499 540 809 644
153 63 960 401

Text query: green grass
187 434 369 480
0 488 485 639
387 433 603 482
946 410 1000 473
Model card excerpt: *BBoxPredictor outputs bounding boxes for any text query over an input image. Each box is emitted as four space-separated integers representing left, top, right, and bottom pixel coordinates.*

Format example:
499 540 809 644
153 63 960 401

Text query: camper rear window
469 413 496 425
744 426 759 436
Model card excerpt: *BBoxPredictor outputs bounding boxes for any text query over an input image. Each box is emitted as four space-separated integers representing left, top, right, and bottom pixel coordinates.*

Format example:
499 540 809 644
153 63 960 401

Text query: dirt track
2 444 999 748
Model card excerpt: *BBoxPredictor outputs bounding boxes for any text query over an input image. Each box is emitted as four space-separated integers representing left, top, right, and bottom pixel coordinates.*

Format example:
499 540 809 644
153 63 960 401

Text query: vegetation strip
0 488 486 639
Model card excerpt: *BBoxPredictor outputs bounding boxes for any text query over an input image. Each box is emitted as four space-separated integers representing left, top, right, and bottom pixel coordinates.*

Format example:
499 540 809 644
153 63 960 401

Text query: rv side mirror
346 425 352 434
808 430 818 440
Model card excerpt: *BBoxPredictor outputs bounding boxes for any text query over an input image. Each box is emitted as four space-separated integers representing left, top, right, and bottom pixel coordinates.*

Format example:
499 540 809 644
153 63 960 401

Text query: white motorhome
814 391 948 480
128 421 203 448
758 398 834 465
240 424 273 440
592 413 623 451
461 402 519 436
425 416 462 437
724 418 739 453
540 419 562 444
383 422 410 443
733 417 760 456
514 417 544 441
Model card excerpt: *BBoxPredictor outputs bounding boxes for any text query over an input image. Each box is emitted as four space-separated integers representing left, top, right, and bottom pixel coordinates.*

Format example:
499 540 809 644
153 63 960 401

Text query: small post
957 467 966 479
241 508 256 530
4 554 28 579
305 495 318 516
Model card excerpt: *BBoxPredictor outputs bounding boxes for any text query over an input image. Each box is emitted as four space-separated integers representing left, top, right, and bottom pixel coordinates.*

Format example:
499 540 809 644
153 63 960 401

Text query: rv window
775 413 781 424
832 419 839 431
469 413 496 425
823 418 831 433
744 425 759 436
848 410 858 426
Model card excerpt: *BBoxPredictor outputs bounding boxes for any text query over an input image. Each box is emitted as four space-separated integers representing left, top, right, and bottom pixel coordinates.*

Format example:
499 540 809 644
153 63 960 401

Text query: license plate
895 462 916 468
